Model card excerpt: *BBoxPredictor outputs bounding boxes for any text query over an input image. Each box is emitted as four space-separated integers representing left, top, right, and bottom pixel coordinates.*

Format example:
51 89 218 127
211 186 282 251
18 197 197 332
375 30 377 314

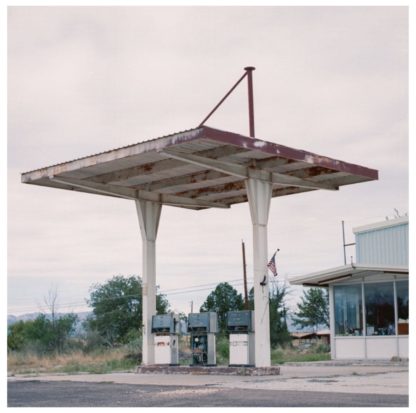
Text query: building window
396 280 409 335
334 284 363 336
365 282 395 336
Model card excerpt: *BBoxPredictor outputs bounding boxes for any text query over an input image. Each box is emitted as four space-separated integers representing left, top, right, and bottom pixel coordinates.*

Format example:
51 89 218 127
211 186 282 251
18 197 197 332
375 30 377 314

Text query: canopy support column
245 177 272 367
136 199 162 365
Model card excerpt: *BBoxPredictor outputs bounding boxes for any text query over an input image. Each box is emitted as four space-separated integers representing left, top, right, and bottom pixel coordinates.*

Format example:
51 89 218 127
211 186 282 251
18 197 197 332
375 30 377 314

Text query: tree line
8 275 329 354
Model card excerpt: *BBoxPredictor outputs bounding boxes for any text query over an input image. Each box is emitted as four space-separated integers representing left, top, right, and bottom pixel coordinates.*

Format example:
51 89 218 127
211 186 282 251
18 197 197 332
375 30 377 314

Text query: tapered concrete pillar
136 199 162 365
245 177 272 367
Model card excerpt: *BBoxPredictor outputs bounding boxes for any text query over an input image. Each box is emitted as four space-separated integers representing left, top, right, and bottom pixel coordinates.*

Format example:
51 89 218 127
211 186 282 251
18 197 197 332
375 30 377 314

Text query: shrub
8 314 78 355
81 329 108 354
216 335 229 365
122 329 142 364
312 343 330 354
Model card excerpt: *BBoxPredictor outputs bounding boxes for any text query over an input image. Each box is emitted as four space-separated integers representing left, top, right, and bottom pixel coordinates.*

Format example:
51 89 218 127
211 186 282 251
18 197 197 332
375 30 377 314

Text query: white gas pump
227 310 255 366
151 314 180 365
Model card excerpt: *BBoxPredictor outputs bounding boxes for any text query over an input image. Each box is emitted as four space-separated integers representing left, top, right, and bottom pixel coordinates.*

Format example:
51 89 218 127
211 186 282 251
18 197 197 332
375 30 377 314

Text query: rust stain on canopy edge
202 127 378 180
21 126 378 181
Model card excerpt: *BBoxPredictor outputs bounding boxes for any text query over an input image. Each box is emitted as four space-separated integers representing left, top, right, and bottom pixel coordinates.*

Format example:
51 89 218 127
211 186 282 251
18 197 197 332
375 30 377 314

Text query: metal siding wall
356 223 408 266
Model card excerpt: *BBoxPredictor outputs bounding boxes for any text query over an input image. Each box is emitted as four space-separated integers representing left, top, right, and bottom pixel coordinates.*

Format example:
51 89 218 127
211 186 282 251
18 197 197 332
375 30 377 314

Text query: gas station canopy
20 64 381 368
21 125 378 207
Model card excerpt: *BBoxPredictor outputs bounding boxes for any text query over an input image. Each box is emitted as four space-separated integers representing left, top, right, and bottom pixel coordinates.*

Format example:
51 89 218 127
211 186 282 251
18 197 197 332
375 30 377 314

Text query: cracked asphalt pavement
8 362 409 407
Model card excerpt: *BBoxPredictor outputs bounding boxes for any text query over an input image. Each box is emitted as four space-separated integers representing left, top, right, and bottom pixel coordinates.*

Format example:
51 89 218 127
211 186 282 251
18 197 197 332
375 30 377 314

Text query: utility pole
242 240 249 309
190 300 194 314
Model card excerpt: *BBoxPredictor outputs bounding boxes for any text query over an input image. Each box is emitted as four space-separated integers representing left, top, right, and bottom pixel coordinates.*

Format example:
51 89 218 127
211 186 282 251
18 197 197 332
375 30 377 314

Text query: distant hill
7 311 92 336
8 311 91 325
7 312 41 326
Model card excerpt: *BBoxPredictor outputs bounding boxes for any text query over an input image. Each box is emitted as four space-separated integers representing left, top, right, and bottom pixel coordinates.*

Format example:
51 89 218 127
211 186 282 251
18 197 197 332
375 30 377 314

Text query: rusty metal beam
175 175 323 200
175 180 246 198
135 170 235 193
285 166 338 179
160 151 338 191
253 156 298 170
159 150 248 178
135 157 315 195
210 186 314 205
88 158 185 185
88 145 248 185
49 176 230 209
50 176 137 200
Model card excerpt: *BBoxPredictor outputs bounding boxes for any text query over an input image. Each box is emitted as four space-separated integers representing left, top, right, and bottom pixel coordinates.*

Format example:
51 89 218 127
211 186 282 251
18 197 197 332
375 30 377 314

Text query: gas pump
151 314 180 365
187 312 217 366
227 310 255 366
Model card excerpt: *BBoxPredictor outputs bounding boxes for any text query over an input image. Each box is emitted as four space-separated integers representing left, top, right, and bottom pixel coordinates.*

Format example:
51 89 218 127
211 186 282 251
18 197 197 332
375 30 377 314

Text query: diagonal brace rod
198 71 248 127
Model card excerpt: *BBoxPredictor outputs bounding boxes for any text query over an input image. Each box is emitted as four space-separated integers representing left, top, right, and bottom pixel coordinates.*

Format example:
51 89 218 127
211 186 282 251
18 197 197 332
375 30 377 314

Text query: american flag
267 251 278 277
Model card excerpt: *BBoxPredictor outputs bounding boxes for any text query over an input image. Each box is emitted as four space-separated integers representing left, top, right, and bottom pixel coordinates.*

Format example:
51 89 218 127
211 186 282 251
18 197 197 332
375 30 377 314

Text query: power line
9 274 292 315
8 278 254 314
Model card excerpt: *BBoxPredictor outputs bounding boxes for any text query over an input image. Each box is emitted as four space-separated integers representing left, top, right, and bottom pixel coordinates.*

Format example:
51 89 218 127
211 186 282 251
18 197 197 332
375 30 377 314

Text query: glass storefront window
396 280 409 335
365 282 395 336
334 284 363 336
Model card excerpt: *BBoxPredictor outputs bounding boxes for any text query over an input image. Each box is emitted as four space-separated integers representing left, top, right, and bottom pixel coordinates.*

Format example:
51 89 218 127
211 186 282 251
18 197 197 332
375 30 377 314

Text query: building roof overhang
289 264 408 287
21 126 379 210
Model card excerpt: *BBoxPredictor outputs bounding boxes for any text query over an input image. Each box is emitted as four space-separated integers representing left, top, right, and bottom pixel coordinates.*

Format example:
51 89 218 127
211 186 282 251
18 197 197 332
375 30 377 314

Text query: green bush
81 329 108 354
122 329 142 364
271 345 331 364
216 335 229 365
312 343 330 354
8 314 78 355
271 348 285 364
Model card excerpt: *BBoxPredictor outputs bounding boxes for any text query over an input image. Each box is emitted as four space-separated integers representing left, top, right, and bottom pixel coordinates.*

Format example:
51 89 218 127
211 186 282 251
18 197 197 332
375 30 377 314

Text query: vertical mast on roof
244 66 256 138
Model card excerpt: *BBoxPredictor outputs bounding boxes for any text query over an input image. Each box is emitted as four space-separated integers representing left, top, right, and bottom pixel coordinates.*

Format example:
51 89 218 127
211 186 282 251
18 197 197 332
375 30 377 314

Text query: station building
291 216 409 360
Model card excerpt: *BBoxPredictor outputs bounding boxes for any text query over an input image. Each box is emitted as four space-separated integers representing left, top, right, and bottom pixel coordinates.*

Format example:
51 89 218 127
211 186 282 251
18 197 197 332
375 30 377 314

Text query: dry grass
8 339 330 375
271 345 331 364
8 348 138 375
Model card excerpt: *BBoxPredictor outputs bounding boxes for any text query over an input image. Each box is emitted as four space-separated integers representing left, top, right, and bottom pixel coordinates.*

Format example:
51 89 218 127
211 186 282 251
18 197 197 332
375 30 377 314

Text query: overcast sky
7 6 408 316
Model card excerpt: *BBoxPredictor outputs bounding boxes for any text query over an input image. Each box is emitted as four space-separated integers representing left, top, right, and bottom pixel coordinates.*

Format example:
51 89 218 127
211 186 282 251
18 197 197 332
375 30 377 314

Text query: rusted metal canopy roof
21 126 378 210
